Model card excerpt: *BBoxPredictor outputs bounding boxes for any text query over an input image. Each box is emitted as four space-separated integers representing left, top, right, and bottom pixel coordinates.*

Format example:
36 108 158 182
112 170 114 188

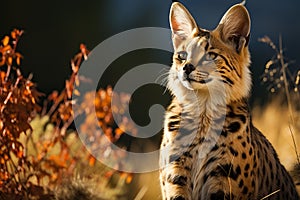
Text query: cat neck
175 90 249 123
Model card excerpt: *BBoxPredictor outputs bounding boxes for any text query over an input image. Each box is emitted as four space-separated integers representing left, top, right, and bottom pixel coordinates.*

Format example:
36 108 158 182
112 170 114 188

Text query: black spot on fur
242 141 246 147
242 152 247 159
239 179 244 188
262 164 266 175
227 110 234 118
220 130 228 137
249 147 253 155
167 175 187 187
210 163 240 181
204 42 209 51
183 151 193 158
229 146 238 156
236 166 241 175
228 122 241 133
169 115 179 120
211 144 219 152
210 190 230 200
170 196 185 200
168 120 180 132
245 163 250 171
210 191 224 200
237 114 246 123
168 121 180 126
253 161 257 168
169 154 180 163
251 180 255 187
269 160 273 170
242 186 248 194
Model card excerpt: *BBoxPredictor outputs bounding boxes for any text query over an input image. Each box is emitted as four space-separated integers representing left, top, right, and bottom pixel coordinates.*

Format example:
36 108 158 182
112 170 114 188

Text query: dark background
1 0 300 105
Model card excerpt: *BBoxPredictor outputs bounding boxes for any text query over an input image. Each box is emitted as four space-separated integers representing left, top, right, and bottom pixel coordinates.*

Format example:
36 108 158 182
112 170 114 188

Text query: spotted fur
159 2 299 200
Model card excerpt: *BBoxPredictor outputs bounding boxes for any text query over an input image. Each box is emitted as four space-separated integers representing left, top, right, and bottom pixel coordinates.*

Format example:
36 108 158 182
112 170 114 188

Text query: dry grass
135 172 161 200
258 36 300 169
252 99 300 169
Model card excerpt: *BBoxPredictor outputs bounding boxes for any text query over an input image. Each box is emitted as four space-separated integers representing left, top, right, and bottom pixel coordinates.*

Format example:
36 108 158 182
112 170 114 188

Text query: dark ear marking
231 35 248 53
233 34 250 53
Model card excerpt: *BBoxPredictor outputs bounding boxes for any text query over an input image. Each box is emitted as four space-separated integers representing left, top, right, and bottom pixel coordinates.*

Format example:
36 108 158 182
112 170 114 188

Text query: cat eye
177 51 188 61
205 52 218 61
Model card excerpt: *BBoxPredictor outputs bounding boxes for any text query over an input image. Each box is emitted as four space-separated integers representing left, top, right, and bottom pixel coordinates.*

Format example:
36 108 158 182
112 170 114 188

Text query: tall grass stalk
260 35 300 165
278 35 300 165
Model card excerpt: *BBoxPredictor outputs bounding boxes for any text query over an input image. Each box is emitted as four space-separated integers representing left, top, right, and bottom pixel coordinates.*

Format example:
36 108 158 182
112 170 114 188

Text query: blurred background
1 0 299 199
1 0 300 99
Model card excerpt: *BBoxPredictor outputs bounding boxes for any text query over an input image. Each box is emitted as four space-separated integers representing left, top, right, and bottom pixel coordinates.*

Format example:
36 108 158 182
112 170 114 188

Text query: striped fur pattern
159 2 299 200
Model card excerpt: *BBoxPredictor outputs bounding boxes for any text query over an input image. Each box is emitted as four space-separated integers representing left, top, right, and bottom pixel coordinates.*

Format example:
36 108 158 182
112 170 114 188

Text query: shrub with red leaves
0 30 136 200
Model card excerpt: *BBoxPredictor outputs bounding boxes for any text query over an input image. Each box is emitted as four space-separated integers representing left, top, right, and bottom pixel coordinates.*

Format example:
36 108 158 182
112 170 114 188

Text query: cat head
167 2 251 104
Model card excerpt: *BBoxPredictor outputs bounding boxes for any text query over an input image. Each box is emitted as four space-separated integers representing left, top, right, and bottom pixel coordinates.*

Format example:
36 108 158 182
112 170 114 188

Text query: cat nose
183 63 195 75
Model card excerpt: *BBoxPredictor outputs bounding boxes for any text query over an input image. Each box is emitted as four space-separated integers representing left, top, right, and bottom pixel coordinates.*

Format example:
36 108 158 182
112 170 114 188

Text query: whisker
156 68 170 86
155 67 170 95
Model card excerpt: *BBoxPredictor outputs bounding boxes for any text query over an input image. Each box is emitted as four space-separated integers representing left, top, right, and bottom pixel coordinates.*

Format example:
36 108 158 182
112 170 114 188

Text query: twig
134 186 148 200
260 189 281 200
1 74 22 112
47 90 66 117
279 36 294 124
5 65 11 82
288 125 300 165
61 115 74 137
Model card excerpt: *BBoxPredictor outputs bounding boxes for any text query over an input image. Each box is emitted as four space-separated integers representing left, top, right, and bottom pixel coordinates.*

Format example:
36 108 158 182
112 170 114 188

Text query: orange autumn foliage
0 29 135 200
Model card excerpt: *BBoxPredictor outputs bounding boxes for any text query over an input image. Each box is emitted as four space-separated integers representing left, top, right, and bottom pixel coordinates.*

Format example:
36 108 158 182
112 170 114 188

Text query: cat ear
169 2 198 49
217 4 251 53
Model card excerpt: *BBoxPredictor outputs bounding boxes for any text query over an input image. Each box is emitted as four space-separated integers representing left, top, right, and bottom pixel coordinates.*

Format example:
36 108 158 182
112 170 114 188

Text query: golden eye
177 51 187 61
205 52 218 61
